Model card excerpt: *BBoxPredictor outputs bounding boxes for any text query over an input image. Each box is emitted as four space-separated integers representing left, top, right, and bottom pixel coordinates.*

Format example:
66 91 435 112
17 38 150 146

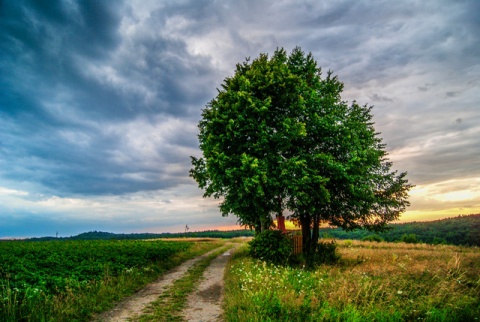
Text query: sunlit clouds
1 0 479 237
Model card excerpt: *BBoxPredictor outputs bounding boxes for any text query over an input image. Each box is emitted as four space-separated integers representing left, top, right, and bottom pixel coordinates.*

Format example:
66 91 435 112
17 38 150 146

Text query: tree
401 233 419 244
190 49 295 233
190 47 412 263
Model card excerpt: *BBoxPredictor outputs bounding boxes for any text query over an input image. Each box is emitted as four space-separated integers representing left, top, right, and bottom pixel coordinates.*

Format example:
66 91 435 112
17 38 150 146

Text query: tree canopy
190 47 412 262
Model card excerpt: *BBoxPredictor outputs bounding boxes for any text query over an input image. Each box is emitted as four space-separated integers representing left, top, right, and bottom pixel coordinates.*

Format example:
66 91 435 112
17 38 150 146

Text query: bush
343 240 353 247
249 230 292 265
314 240 340 264
362 235 384 242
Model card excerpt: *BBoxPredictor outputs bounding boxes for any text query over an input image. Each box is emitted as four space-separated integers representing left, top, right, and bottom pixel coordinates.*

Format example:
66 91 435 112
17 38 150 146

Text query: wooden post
290 235 302 255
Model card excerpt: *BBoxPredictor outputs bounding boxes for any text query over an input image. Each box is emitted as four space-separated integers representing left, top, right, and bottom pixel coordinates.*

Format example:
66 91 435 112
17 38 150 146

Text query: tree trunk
312 214 320 250
299 214 312 256
276 214 286 232
254 222 261 235
276 197 286 232
260 214 270 232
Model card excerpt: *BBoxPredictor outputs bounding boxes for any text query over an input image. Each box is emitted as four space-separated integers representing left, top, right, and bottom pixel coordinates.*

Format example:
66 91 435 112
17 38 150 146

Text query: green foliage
191 46 413 261
0 240 190 294
432 237 447 245
314 240 340 264
362 235 385 242
249 230 292 265
401 233 419 244
0 239 196 321
319 214 480 246
26 229 255 241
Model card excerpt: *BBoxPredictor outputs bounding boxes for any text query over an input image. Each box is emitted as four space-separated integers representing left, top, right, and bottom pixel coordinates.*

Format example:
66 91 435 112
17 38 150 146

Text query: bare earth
182 247 236 322
93 246 225 322
93 245 236 322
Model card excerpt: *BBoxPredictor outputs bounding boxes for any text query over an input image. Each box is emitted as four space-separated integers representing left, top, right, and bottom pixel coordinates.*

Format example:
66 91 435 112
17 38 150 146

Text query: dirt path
181 247 237 322
93 246 226 322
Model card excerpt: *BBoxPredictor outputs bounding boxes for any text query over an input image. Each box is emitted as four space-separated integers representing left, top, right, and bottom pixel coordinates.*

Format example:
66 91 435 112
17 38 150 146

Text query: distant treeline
22 214 480 246
320 214 480 246
26 229 255 242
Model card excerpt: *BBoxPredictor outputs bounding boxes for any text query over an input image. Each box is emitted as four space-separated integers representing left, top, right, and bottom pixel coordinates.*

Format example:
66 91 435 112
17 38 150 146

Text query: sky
1 0 479 238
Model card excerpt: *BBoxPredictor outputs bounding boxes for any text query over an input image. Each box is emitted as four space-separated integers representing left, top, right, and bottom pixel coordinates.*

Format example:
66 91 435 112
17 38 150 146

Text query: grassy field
0 239 224 322
2 237 478 321
224 240 480 321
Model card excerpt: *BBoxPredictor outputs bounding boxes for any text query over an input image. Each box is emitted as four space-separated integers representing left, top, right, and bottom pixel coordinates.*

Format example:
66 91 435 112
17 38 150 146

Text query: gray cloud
1 0 479 237
0 0 219 197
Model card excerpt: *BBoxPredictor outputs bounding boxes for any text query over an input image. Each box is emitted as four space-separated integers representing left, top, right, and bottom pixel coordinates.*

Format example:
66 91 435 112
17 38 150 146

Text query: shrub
314 240 340 264
343 240 353 247
362 235 384 242
249 230 292 265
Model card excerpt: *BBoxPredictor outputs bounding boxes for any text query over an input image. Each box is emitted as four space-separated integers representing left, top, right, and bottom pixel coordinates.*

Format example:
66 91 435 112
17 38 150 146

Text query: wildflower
397 290 403 295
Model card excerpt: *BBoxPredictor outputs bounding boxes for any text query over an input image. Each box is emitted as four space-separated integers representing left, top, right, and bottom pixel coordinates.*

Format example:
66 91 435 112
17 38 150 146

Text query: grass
137 245 232 322
224 240 480 321
4 237 477 321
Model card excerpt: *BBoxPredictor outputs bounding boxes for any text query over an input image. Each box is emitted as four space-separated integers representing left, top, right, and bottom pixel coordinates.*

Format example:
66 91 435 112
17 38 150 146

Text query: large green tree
190 47 412 262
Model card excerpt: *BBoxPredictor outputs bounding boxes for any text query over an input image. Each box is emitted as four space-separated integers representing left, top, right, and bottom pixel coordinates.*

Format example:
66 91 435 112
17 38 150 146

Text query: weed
224 240 480 321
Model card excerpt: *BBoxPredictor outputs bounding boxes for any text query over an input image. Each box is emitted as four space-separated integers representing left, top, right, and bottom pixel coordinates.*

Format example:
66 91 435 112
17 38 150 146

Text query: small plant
314 240 340 264
249 230 292 265
343 240 353 247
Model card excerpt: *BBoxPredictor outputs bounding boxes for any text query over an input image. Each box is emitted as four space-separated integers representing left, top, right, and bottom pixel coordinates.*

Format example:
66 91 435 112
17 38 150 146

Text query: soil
181 248 236 321
92 245 236 322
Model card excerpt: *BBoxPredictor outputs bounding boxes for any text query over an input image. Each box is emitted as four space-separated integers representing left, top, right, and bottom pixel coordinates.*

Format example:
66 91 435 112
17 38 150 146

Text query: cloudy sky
1 0 479 238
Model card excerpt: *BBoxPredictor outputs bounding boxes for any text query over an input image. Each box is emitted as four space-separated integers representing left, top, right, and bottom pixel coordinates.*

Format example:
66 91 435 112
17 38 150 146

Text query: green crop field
0 239 220 321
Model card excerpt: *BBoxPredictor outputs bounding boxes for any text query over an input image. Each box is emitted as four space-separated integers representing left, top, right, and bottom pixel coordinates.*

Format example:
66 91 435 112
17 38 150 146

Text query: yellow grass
224 240 480 321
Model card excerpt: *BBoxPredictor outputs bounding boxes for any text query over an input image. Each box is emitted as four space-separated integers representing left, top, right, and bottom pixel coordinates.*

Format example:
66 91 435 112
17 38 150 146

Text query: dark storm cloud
0 0 219 196
1 0 479 237
1 0 124 116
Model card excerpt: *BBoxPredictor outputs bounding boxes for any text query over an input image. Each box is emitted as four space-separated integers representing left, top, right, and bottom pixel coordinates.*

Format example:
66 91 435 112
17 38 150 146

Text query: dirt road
182 248 236 321
93 245 236 321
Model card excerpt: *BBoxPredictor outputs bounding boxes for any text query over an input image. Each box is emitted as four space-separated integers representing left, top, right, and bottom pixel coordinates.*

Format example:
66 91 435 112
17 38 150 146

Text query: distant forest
320 214 480 246
25 214 479 247
27 229 255 242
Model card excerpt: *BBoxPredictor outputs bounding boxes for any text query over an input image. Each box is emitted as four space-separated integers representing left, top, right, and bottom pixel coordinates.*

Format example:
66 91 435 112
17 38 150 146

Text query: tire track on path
181 245 238 322
92 245 225 322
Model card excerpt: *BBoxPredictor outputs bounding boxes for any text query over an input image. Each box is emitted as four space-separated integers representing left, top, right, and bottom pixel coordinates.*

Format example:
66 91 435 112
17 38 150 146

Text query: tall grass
224 240 480 321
